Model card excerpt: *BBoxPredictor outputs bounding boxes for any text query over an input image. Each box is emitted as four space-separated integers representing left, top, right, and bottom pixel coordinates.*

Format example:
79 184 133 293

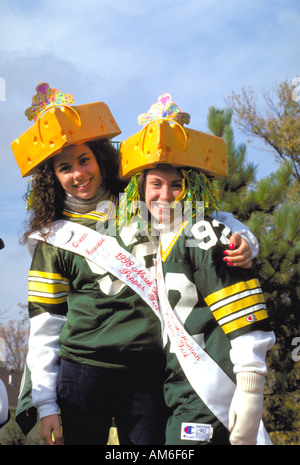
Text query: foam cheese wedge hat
119 93 227 180
11 82 121 177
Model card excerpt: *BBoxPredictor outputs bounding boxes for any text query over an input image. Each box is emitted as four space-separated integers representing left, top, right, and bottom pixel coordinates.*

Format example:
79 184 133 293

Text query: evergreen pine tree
207 106 300 445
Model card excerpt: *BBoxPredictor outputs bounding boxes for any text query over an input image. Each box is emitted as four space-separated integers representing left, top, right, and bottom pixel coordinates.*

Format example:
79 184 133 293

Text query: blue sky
0 0 299 320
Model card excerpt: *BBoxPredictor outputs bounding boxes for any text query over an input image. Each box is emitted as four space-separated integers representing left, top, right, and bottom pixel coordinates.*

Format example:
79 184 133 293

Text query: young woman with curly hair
21 139 124 243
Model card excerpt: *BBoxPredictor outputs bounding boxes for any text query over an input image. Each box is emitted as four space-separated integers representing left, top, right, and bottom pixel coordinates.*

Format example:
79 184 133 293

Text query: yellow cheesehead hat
11 82 121 177
117 93 227 227
119 92 227 180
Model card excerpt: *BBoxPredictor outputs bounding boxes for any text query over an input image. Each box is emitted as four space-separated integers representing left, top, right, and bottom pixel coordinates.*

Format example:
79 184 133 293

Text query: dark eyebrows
55 152 91 170
148 175 183 184
55 161 70 170
78 152 90 158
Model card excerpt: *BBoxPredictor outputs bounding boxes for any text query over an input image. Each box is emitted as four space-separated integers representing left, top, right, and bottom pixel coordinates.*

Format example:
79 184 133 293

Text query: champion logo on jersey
246 313 257 323
184 425 195 435
181 422 213 441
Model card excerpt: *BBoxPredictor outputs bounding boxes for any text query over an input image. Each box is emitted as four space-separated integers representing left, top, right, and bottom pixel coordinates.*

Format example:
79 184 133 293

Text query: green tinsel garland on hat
118 173 142 228
180 168 220 217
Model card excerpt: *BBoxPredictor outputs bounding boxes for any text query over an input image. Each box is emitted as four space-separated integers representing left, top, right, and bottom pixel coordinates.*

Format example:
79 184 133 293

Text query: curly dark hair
20 139 126 244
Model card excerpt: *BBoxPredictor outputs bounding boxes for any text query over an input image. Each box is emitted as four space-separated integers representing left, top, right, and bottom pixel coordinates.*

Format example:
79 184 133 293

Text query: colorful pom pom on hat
11 82 121 177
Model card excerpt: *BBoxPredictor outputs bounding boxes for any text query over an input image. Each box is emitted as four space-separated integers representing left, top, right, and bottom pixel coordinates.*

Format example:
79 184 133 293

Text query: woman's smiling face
145 166 183 223
53 144 102 199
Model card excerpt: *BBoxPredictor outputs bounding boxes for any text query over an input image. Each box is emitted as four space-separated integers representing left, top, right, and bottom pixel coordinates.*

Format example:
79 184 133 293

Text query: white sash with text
29 220 161 324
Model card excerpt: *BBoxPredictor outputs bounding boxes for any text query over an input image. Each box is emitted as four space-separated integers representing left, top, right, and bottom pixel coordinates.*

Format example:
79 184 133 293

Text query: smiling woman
53 144 103 200
19 137 122 244
144 166 183 223
117 93 276 446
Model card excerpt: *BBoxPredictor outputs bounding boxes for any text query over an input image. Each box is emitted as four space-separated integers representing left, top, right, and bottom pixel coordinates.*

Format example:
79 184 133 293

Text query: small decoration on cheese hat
137 92 190 127
25 82 75 121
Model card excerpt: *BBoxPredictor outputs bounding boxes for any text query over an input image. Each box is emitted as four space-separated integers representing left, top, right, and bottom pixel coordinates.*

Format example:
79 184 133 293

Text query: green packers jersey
159 216 272 444
16 203 164 435
28 205 162 370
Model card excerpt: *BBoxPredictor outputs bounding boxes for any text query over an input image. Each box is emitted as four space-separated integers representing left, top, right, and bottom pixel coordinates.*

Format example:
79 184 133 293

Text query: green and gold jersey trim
205 278 268 335
28 270 70 305
161 220 190 262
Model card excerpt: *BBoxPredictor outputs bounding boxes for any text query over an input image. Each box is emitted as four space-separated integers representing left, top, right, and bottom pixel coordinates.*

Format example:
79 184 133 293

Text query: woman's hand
223 233 252 269
41 414 63 445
